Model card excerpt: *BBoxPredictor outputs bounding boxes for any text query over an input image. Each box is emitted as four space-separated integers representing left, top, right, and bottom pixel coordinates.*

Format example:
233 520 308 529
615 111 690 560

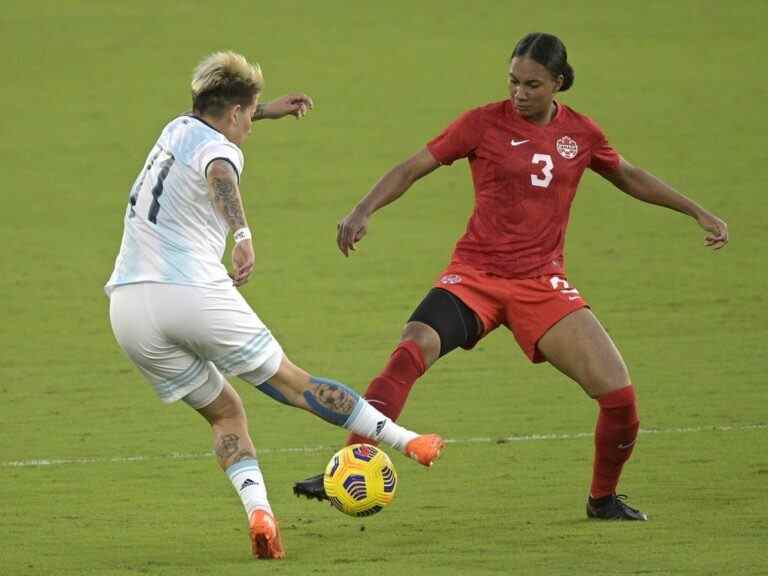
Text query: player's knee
200 383 247 425
407 288 480 361
589 361 631 397
400 322 440 366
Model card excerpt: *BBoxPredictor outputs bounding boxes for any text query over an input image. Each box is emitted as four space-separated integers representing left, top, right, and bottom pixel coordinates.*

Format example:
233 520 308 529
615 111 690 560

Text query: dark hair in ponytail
511 33 575 91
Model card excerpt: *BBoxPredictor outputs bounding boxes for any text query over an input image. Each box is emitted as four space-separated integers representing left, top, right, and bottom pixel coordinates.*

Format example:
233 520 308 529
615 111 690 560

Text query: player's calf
247 356 445 463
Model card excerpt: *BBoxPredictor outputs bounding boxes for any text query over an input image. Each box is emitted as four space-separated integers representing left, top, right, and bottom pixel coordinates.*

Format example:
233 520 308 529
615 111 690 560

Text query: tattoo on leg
303 377 361 426
215 433 240 461
215 433 255 467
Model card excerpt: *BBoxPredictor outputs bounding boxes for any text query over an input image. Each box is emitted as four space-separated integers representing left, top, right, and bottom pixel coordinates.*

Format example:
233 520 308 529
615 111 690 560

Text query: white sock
225 459 272 517
344 399 418 451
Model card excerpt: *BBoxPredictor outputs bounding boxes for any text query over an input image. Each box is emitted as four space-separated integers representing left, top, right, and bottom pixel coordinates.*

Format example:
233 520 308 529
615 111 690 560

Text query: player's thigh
167 285 284 380
536 307 630 397
109 283 214 404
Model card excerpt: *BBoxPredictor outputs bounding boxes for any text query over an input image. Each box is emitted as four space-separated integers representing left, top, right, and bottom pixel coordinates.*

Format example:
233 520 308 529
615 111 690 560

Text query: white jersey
105 116 244 295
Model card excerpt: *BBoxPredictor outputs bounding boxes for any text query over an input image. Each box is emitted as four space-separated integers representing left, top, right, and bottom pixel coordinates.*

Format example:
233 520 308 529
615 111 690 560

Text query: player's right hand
336 209 369 257
696 210 729 250
232 240 255 286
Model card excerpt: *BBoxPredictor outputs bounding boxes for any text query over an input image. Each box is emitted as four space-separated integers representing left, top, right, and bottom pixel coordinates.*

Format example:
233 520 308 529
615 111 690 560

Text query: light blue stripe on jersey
172 120 218 166
159 233 197 284
213 330 272 373
105 115 237 293
109 224 143 286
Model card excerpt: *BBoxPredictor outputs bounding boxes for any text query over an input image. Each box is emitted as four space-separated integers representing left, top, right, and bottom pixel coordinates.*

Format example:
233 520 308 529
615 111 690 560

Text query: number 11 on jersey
128 147 175 224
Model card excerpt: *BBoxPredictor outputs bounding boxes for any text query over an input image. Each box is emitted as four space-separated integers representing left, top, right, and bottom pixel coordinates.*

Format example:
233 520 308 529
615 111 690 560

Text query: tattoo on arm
252 102 267 120
209 165 247 230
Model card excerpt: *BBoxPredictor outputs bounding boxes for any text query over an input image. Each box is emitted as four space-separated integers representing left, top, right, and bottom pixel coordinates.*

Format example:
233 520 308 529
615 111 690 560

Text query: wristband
233 227 252 244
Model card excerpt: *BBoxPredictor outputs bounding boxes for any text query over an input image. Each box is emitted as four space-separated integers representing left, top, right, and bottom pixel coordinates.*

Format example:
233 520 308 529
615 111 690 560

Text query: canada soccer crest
556 136 578 159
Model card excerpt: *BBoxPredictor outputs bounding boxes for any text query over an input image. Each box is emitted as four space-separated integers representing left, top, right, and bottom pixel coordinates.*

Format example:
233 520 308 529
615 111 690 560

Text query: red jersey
427 99 620 278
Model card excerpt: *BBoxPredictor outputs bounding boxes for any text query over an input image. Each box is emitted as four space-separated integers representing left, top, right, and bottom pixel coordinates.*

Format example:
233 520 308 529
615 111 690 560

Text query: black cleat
293 473 329 501
587 494 648 521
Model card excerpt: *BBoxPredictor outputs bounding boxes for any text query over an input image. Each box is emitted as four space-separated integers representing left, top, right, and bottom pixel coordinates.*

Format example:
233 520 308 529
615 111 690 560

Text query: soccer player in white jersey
105 51 444 560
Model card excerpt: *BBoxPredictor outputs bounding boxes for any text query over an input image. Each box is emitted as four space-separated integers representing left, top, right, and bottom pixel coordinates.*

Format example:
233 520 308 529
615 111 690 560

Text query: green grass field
2 1 767 574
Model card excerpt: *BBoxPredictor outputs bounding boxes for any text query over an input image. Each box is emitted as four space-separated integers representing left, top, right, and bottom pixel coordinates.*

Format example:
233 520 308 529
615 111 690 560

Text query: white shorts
109 282 283 405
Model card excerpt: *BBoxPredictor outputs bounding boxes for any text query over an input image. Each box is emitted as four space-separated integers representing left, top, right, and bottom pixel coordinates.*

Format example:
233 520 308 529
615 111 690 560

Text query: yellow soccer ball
323 444 398 517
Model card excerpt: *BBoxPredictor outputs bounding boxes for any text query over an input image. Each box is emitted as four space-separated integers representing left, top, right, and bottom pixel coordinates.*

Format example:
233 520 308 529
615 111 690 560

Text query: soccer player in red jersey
294 33 728 520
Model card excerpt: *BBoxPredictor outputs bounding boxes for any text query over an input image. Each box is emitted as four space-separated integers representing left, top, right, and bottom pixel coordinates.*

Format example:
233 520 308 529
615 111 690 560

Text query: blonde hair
191 51 263 117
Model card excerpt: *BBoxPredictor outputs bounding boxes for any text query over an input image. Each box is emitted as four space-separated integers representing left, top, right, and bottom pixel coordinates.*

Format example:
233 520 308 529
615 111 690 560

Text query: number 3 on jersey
531 153 554 188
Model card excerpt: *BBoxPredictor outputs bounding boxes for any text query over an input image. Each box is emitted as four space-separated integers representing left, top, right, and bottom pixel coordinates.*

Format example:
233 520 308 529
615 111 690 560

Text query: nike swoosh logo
510 139 529 146
618 440 636 450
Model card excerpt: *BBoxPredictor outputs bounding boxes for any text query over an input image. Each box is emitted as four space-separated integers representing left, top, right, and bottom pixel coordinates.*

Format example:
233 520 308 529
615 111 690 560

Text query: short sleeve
426 109 484 166
587 119 620 175
198 141 245 181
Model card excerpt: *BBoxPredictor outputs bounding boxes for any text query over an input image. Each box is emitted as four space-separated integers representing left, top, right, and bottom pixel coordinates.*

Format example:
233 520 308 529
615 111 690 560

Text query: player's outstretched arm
602 157 729 250
207 159 255 286
336 147 441 256
252 93 314 120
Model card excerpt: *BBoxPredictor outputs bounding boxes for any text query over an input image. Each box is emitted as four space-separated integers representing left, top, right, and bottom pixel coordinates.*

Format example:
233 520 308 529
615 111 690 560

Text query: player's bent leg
345 287 480 446
193 377 285 558
243 355 444 464
345 324 436 446
537 308 630 398
536 308 646 521
294 289 480 501
401 322 442 368
195 378 257 469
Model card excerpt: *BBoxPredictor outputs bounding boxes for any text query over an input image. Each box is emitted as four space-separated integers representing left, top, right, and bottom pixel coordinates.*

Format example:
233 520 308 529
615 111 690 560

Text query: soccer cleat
249 509 286 559
405 434 445 467
292 472 329 501
586 494 648 521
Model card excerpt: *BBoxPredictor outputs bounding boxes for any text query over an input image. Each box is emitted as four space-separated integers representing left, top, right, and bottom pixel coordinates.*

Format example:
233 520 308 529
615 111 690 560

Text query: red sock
590 385 640 499
346 340 426 446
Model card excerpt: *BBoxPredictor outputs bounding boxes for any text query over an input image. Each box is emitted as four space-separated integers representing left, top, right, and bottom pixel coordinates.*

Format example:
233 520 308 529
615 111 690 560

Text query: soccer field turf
2 1 767 574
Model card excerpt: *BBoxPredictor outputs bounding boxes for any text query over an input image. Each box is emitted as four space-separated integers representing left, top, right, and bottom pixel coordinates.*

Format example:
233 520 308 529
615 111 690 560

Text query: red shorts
433 261 589 363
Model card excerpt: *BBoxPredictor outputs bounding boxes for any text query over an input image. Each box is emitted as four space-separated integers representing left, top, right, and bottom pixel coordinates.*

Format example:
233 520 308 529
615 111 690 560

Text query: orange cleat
405 434 445 467
249 509 286 560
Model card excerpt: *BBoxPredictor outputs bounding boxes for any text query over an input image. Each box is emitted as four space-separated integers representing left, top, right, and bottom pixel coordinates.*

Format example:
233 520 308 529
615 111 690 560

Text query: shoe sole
292 485 329 501
250 513 286 559
251 531 285 559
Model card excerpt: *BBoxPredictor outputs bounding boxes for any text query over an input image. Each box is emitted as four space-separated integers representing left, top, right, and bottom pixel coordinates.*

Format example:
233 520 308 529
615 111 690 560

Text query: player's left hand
231 240 255 286
263 93 314 120
696 210 729 250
